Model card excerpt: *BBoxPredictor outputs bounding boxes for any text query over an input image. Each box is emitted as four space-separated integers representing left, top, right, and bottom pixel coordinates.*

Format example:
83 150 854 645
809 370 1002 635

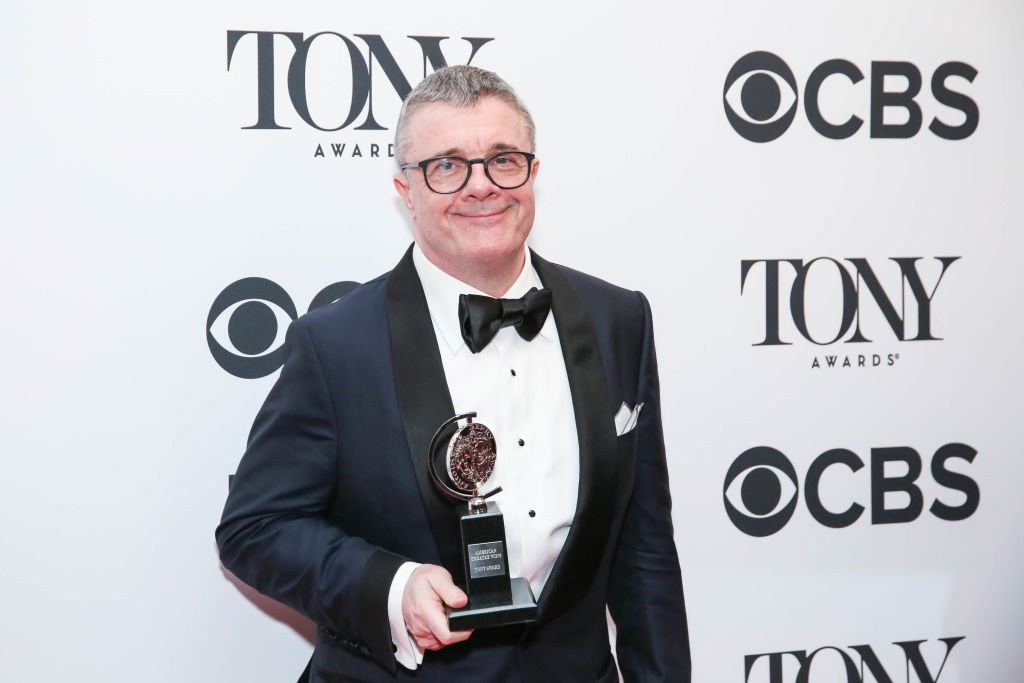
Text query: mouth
454 206 511 220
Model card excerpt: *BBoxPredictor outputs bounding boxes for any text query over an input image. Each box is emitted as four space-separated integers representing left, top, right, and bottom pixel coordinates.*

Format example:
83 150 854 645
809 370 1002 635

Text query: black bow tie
458 287 553 354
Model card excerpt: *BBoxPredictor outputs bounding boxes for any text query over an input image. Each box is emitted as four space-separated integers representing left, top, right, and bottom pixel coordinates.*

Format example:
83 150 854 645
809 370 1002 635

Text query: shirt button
528 510 536 518
510 368 517 377
518 439 525 447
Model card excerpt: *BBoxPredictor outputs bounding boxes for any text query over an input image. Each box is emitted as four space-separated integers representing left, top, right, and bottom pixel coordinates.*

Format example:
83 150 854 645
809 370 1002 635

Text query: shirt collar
412 244 556 355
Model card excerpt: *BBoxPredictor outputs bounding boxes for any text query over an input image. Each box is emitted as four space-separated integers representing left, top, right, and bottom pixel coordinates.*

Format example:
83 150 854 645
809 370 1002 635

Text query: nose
461 160 498 200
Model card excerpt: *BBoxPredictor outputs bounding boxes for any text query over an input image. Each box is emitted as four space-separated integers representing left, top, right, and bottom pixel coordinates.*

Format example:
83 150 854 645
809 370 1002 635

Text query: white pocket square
614 402 644 436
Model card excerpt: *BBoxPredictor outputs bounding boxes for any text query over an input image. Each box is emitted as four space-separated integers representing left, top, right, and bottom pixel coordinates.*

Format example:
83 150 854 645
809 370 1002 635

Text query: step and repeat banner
4 1 1022 681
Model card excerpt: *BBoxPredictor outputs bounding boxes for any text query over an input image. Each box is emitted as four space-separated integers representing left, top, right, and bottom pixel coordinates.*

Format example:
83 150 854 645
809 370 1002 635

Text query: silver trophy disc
446 421 497 493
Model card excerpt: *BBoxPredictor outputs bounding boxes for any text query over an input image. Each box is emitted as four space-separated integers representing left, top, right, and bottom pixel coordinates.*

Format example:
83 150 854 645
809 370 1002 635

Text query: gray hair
394 65 536 166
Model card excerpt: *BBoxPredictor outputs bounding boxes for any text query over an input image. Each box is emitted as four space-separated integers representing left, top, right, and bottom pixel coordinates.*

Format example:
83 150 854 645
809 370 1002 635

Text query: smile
455 207 510 219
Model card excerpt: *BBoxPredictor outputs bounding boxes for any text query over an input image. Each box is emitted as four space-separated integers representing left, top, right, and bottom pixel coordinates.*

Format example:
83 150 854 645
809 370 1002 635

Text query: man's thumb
425 568 467 608
442 584 468 608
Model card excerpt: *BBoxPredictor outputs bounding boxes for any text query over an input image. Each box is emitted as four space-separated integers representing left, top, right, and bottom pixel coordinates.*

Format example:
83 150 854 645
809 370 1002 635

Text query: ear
393 171 415 217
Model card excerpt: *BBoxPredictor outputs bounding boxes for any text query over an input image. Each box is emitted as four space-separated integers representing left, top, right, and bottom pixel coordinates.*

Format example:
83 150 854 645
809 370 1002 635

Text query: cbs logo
206 277 359 378
723 444 979 537
724 51 978 142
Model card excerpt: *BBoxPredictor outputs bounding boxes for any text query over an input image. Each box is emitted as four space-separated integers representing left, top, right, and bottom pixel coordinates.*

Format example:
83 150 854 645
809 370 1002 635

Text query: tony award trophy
428 412 538 630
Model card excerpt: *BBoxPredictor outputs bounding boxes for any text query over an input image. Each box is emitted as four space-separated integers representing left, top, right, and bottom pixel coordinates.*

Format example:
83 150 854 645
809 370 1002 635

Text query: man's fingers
403 565 474 652
446 627 473 644
421 606 455 649
419 609 473 650
414 633 442 651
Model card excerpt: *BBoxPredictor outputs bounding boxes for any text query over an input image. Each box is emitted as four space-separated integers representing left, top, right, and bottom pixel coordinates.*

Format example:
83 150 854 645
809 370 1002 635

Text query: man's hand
401 564 474 651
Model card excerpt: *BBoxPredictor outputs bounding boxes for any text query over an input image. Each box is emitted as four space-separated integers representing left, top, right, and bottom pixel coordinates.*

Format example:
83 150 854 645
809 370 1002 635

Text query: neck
424 248 527 297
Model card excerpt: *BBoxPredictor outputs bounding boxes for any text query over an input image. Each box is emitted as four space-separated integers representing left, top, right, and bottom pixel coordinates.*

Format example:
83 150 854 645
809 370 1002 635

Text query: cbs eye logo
724 50 978 142
723 52 799 143
723 446 799 537
207 277 359 378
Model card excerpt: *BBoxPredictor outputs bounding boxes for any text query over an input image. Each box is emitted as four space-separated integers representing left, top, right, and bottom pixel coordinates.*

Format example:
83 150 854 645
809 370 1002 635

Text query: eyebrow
428 142 521 159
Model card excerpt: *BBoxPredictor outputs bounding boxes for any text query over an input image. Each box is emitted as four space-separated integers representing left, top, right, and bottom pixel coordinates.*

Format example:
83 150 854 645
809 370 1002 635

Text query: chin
461 240 526 265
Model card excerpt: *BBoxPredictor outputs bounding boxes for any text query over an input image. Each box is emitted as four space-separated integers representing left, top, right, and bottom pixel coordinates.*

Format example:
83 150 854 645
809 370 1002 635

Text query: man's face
394 97 539 281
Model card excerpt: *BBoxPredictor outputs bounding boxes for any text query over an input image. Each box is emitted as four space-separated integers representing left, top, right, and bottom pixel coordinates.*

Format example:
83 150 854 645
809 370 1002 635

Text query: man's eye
490 154 526 171
431 158 459 174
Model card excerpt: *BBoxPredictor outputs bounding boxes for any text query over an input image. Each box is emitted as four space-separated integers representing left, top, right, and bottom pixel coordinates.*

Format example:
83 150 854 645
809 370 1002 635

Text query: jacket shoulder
544 259 647 330
552 261 636 300
293 270 391 335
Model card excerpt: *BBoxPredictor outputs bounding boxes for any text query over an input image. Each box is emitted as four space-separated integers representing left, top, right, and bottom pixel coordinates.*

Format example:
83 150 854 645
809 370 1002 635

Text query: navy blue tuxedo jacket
217 247 690 682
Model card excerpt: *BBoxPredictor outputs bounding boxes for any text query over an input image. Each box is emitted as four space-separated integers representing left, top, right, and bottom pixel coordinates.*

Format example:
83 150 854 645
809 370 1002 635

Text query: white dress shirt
386 245 581 669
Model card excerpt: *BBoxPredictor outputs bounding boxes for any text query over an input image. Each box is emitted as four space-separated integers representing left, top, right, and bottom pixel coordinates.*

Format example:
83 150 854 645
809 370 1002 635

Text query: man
218 65 690 682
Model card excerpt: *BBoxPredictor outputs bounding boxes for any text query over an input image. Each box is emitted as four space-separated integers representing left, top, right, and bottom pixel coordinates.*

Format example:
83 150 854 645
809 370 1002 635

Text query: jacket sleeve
607 292 692 682
216 318 406 673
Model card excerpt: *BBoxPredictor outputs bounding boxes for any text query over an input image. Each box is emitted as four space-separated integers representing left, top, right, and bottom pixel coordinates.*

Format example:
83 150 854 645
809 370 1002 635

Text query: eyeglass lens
424 152 531 193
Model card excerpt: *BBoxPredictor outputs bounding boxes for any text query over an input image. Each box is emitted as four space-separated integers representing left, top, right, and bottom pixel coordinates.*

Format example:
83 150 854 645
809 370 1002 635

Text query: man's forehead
404 97 531 157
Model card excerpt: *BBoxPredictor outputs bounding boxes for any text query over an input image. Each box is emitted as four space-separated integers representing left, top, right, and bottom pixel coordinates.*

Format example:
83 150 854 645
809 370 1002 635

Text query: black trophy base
447 576 538 631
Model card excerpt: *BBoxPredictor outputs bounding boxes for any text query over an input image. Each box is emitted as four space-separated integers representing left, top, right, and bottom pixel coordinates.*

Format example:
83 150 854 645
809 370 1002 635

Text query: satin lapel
385 246 463 583
531 251 618 623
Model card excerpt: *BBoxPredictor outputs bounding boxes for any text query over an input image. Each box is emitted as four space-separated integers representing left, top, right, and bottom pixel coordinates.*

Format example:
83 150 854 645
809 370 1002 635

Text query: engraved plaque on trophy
428 412 538 630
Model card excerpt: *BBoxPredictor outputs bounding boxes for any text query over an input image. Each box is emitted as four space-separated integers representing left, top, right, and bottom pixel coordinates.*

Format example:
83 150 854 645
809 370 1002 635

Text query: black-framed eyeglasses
400 151 536 195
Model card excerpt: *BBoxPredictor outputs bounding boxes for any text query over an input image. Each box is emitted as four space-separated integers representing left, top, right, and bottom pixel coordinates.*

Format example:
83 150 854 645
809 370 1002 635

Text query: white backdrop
4 1 1023 681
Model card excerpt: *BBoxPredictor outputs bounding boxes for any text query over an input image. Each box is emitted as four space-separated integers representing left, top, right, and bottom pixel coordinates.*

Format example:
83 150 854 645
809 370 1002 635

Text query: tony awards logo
429 413 538 629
